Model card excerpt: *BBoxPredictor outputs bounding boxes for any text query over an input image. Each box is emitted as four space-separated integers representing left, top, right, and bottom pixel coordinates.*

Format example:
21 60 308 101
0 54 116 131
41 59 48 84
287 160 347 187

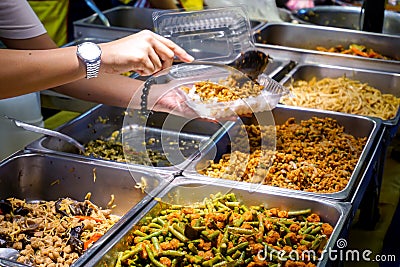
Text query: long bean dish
201 117 367 193
114 192 334 267
0 197 119 267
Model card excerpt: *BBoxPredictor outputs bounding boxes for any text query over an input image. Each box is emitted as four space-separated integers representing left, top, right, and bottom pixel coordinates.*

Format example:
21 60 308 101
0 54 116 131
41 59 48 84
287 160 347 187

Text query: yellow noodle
281 76 400 120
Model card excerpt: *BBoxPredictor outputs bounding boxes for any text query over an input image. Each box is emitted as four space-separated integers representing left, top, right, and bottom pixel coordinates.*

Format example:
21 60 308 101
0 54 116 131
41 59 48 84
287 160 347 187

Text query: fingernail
186 54 195 62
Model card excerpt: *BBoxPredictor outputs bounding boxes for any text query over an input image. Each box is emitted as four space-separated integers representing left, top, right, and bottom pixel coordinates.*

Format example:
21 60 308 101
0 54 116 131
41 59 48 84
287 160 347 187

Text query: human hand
285 0 314 10
100 30 194 76
148 86 198 119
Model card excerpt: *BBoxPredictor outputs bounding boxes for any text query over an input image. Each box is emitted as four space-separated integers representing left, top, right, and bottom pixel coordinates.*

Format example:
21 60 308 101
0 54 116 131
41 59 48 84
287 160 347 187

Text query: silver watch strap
86 60 101 79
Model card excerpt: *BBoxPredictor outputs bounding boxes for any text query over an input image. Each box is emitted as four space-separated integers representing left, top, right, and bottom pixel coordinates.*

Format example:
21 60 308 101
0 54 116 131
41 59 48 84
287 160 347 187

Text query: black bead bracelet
140 78 155 117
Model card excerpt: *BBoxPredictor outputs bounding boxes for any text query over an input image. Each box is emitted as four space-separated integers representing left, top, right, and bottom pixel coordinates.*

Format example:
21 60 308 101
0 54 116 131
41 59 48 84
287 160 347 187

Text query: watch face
78 42 101 61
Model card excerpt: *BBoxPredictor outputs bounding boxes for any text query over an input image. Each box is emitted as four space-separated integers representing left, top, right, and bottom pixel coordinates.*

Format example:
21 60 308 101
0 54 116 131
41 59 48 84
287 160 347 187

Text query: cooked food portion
200 117 367 193
281 76 400 120
83 138 171 166
181 76 264 103
82 130 200 167
0 197 119 267
115 192 334 267
315 44 396 60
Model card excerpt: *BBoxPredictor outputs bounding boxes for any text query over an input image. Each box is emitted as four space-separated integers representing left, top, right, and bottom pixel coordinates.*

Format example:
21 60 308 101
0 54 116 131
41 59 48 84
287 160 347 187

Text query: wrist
76 42 102 79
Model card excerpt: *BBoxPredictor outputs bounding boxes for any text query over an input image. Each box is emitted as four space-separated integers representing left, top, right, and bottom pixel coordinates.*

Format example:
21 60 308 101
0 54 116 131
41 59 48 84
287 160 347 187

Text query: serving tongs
4 116 85 153
227 50 271 81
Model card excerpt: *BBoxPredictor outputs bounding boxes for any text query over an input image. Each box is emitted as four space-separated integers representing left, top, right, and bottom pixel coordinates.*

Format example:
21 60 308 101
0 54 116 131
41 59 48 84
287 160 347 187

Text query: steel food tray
253 23 400 71
183 105 381 202
279 64 400 139
294 6 400 36
73 6 263 40
85 177 350 267
0 151 172 267
26 104 222 173
73 6 160 40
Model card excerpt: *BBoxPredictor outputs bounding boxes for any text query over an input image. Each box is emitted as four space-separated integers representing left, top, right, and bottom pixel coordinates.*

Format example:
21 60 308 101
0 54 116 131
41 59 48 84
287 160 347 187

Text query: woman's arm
0 30 193 104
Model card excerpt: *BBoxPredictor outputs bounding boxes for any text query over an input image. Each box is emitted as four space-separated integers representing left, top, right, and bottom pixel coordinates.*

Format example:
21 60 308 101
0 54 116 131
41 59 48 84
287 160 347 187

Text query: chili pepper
74 215 103 223
84 233 103 250
350 46 369 57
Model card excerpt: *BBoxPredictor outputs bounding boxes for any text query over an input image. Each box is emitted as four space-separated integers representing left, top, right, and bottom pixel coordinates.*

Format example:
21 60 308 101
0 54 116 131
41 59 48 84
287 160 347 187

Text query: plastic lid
153 6 255 64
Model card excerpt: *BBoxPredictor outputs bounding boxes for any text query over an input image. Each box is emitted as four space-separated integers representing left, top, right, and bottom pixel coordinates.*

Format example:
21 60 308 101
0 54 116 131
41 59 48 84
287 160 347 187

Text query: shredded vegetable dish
0 197 119 267
114 192 334 267
281 76 400 120
82 130 200 167
181 76 264 103
201 117 367 193
315 44 396 60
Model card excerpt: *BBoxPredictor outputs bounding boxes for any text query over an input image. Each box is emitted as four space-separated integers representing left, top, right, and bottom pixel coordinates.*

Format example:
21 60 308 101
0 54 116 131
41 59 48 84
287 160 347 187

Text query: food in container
281 76 400 120
0 152 170 267
315 44 397 61
279 65 400 121
180 74 287 118
112 192 334 267
82 130 201 167
0 197 119 266
199 116 367 193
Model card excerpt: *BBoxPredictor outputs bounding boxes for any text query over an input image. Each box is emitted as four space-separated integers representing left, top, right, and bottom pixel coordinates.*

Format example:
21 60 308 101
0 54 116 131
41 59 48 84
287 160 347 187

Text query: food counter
2 5 400 267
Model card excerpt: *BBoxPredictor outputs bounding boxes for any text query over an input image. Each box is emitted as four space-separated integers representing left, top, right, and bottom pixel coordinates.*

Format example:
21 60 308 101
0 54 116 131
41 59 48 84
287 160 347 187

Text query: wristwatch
76 42 102 79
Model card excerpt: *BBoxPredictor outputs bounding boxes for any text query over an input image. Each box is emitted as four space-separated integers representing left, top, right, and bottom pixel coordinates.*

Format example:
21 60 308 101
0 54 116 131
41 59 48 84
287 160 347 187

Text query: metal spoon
5 116 85 153
0 248 19 261
227 50 270 81
0 248 30 267
84 0 111 27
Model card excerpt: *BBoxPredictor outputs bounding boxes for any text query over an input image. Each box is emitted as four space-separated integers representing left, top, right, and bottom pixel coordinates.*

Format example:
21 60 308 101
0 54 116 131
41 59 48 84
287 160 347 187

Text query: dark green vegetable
114 193 334 267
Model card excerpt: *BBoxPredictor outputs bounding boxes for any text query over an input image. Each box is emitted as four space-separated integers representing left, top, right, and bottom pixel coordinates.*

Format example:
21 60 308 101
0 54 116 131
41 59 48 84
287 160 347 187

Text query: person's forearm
0 47 86 98
53 74 145 108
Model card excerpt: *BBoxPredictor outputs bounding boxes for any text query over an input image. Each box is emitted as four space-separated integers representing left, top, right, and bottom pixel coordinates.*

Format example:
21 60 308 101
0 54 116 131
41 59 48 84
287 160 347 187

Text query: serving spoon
4 116 85 153
0 248 30 267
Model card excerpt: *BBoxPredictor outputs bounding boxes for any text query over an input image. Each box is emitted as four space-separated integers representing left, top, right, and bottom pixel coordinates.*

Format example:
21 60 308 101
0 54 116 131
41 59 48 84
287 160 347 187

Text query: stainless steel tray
0 151 172 267
73 6 264 40
279 64 400 138
85 177 351 267
26 104 222 172
73 6 160 40
183 105 381 202
253 23 400 69
294 6 400 36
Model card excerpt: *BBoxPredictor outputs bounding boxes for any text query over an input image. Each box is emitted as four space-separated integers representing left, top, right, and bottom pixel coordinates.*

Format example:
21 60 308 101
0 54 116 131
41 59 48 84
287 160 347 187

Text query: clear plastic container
152 6 255 64
182 73 289 119
136 62 289 119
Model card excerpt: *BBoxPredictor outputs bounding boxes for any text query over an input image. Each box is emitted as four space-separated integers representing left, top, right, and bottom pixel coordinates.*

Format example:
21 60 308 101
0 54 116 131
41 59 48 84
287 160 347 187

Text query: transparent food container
138 62 289 119
153 6 255 64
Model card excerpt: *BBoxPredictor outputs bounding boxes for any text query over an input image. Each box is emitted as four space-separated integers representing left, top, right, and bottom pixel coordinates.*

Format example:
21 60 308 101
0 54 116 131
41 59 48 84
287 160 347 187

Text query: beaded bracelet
140 78 155 117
